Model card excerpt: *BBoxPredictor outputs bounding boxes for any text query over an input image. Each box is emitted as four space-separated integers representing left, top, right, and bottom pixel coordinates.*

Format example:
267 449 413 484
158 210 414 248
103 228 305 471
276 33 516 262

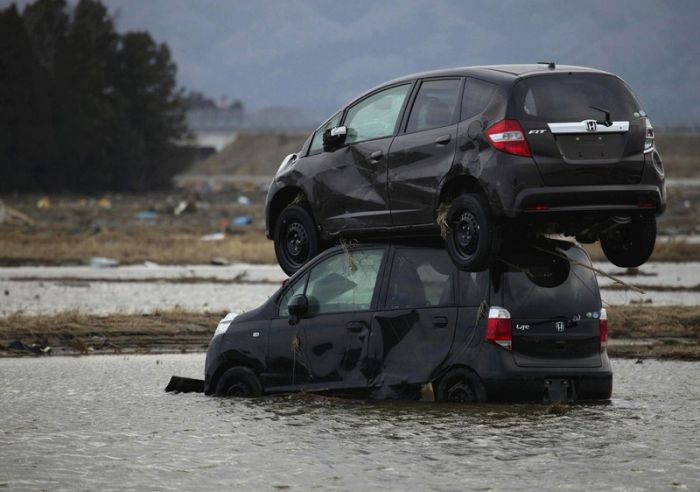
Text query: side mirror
323 126 347 151
287 294 309 325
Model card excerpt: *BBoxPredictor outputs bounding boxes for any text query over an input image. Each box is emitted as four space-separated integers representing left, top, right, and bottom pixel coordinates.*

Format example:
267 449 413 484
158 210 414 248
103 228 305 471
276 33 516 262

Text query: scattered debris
231 216 253 226
210 257 229 266
136 211 159 221
630 299 653 304
36 197 50 209
8 341 51 355
97 197 112 209
173 200 197 216
89 257 119 268
237 195 252 206
201 232 225 241
165 376 204 393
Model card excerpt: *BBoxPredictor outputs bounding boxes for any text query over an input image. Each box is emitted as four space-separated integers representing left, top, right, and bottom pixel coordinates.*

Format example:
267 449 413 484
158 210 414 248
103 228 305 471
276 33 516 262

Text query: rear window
510 74 641 122
494 244 601 319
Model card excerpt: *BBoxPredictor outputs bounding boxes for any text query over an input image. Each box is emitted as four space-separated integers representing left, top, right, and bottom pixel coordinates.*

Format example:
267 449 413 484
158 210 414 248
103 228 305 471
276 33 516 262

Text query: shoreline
2 308 699 361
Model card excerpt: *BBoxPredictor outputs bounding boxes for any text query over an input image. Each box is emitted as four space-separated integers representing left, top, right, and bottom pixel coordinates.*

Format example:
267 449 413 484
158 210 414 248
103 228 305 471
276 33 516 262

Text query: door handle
370 150 383 162
347 321 367 333
433 316 449 328
434 134 451 145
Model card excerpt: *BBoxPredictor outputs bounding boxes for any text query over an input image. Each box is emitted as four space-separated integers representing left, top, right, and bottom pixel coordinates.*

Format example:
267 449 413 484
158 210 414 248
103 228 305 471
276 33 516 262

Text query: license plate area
556 133 625 161
544 378 576 403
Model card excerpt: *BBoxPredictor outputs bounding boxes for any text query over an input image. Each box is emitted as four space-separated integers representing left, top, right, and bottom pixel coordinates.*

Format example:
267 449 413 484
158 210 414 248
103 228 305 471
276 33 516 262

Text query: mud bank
2 307 699 360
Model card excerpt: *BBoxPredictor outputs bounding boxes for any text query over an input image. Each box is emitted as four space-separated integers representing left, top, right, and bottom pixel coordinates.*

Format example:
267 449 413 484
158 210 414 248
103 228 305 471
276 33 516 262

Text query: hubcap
285 221 308 263
447 381 476 403
455 212 480 255
226 382 251 397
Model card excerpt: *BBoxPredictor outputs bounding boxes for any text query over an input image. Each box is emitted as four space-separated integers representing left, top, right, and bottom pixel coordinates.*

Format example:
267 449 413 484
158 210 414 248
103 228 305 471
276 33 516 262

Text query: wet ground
1 355 698 491
1 261 699 316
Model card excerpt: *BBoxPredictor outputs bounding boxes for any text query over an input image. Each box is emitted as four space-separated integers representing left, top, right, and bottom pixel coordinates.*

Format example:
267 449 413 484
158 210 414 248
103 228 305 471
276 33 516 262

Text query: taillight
485 307 512 350
644 118 655 153
599 308 608 352
484 119 532 157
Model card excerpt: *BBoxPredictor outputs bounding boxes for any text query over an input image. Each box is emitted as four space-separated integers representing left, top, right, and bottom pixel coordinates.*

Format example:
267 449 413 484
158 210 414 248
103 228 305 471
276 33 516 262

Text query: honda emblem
555 321 565 332
585 119 597 132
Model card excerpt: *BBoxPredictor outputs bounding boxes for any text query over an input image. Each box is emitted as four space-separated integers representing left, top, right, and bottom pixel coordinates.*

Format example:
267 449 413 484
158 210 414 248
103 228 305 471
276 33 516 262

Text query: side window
278 273 309 317
305 249 385 314
309 111 342 154
385 249 455 309
461 77 497 120
405 79 461 133
344 84 411 145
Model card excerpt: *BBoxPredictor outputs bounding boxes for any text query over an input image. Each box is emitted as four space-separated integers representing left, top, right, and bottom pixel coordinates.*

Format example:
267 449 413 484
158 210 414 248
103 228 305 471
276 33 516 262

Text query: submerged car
265 63 665 275
204 240 612 403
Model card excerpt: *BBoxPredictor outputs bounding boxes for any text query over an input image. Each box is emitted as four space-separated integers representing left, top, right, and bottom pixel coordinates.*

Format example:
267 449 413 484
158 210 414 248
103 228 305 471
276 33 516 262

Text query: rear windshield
494 245 601 319
510 74 641 122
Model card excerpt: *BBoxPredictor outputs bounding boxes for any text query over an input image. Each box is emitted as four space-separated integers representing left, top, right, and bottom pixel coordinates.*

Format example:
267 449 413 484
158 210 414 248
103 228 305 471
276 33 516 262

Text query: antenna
537 61 556 69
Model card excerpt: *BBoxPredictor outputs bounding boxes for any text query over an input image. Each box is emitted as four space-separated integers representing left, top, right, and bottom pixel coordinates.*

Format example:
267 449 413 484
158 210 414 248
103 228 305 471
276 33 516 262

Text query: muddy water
1 356 699 491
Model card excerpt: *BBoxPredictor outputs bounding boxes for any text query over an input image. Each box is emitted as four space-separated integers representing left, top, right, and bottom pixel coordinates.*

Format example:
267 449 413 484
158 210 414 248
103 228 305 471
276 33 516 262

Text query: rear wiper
589 105 612 127
530 315 579 328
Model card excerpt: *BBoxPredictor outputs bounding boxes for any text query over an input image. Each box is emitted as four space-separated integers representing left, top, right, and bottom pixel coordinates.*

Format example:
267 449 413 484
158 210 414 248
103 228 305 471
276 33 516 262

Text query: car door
313 84 413 233
369 247 459 397
267 247 387 393
387 78 463 227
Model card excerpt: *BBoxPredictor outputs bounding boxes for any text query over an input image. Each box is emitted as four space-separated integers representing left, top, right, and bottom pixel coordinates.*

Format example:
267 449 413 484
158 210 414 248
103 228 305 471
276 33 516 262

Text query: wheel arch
209 351 265 395
268 186 311 236
433 364 486 402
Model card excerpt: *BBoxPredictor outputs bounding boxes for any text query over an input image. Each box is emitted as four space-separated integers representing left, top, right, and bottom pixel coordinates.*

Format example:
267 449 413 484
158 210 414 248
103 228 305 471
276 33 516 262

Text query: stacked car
205 64 665 402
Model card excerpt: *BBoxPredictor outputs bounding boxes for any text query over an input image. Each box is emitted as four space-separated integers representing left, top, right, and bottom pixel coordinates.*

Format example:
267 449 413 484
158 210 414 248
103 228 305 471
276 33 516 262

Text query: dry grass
1 306 699 358
655 133 700 178
0 226 275 265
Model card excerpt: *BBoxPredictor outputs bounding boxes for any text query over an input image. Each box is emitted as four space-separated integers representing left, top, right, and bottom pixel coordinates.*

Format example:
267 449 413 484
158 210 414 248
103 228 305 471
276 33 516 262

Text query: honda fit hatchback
265 64 665 274
204 239 612 403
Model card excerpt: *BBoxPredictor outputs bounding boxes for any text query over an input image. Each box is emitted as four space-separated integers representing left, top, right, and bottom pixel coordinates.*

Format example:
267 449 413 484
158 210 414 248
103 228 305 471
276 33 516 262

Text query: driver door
314 84 413 233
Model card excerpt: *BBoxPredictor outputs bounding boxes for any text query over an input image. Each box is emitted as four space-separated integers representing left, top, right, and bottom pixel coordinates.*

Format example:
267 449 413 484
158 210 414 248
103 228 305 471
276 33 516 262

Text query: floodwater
1 356 698 491
1 262 699 316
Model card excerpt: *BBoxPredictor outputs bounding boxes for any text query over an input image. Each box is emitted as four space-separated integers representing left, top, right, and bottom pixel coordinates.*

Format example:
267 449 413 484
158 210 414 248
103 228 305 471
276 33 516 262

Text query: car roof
348 64 613 106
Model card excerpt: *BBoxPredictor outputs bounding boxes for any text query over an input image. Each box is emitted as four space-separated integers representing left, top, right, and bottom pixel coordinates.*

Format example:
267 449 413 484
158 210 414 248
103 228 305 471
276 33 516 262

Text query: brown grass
0 226 276 265
655 133 700 178
1 306 699 358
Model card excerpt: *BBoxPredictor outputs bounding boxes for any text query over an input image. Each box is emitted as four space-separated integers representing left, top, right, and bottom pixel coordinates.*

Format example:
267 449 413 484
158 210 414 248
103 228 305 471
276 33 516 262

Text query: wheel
436 368 486 403
215 367 263 397
274 205 320 276
445 194 501 271
599 215 656 268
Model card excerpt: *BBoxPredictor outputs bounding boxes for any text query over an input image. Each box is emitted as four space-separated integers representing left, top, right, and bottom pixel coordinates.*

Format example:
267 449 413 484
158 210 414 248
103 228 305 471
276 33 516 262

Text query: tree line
0 0 189 193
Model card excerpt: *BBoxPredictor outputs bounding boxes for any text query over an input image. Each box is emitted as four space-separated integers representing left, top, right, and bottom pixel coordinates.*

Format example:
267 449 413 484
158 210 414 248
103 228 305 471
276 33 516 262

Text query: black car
265 64 665 275
204 239 612 403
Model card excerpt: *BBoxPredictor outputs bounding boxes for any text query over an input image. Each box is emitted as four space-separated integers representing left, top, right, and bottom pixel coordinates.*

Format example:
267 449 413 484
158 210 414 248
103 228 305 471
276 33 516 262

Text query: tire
436 368 486 403
215 367 263 397
445 194 501 271
274 205 320 276
600 215 656 268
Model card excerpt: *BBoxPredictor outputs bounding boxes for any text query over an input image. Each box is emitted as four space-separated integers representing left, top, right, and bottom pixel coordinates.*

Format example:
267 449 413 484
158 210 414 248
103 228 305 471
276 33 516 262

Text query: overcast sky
4 0 700 124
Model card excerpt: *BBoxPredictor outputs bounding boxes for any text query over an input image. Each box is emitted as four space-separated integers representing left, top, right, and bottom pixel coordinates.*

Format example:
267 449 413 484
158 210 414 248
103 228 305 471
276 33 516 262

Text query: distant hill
187 133 307 176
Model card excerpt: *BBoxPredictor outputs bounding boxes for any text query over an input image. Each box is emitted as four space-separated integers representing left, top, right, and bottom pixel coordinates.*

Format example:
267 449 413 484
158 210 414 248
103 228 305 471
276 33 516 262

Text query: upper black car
265 64 665 275
204 239 612 403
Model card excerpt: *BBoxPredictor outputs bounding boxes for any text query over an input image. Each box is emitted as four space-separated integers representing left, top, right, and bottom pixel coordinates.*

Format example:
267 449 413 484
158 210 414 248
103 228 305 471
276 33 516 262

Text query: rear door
388 78 462 226
370 247 459 393
495 244 603 368
509 73 647 186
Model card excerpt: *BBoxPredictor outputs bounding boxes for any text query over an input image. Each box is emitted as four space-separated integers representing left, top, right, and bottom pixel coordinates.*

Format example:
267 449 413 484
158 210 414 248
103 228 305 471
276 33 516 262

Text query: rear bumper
482 373 613 402
511 184 666 217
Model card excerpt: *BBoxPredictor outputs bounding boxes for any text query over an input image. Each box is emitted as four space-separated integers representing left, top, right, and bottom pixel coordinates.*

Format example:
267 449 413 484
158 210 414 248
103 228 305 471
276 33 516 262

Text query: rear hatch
509 73 647 186
499 243 603 368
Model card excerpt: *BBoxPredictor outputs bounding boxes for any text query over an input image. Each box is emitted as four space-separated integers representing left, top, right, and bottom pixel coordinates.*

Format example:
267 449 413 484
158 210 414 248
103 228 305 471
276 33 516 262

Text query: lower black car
204 240 612 403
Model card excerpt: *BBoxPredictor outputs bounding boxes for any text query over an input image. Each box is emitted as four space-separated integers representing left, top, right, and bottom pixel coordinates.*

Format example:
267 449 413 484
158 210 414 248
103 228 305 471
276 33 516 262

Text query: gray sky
5 0 700 124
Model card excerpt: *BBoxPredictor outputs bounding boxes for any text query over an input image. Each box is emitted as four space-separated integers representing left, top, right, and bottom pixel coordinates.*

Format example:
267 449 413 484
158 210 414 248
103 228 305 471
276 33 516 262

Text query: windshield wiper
589 105 612 126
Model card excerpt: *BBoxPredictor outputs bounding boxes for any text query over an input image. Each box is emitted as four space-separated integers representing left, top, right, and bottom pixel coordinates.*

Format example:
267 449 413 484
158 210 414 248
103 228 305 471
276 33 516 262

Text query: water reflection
1 355 698 491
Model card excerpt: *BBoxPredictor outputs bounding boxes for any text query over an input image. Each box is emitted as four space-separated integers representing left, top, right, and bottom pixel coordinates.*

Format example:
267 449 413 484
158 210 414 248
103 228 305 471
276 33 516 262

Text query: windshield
510 74 642 122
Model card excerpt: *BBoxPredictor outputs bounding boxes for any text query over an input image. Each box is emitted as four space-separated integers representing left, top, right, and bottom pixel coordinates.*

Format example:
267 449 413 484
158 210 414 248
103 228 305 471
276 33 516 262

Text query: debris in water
165 376 204 393
89 257 119 268
201 232 225 241
210 257 229 266
231 216 253 226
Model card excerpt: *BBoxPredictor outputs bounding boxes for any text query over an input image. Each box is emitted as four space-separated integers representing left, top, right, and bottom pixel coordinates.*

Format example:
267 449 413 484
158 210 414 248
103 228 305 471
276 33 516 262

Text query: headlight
276 153 297 175
214 312 238 337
